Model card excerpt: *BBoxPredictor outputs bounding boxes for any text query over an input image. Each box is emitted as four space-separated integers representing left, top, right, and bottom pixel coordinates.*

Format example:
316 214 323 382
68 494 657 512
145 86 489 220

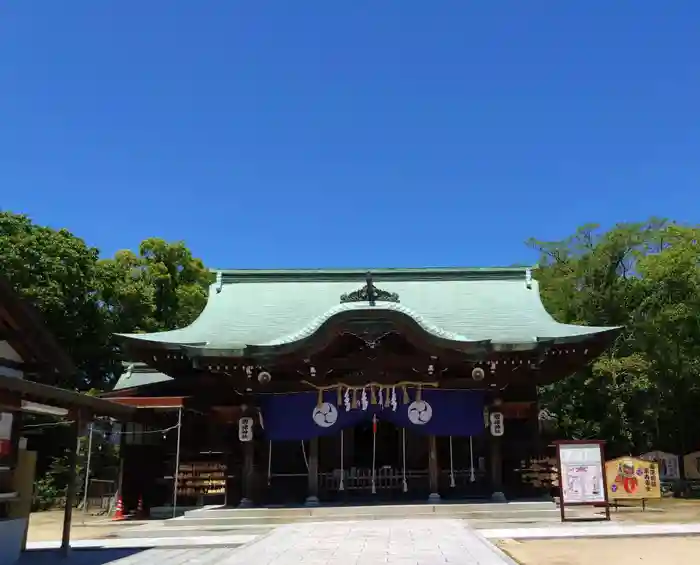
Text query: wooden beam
108 396 187 408
0 358 43 372
61 416 81 554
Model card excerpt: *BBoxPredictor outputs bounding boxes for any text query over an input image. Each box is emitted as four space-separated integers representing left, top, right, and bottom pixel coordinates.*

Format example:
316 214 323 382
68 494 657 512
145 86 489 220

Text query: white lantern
238 416 254 442
489 411 504 437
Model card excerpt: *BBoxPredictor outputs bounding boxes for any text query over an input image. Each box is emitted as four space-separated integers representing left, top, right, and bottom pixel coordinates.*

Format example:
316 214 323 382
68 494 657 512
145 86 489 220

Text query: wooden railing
318 467 486 492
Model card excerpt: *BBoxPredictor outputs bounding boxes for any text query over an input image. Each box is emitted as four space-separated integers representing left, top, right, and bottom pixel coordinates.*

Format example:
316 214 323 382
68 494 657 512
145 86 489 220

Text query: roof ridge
213 266 534 284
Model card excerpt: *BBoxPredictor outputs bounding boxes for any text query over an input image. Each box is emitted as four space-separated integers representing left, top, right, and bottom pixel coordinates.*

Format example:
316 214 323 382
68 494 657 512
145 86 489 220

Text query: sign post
553 440 610 522
605 457 661 509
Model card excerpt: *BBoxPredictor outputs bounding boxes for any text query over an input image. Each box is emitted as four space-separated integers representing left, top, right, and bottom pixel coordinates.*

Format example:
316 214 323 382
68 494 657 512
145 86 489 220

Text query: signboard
683 451 700 480
0 412 12 458
489 412 504 437
0 412 12 440
639 451 680 481
605 457 661 500
558 443 606 504
238 417 254 442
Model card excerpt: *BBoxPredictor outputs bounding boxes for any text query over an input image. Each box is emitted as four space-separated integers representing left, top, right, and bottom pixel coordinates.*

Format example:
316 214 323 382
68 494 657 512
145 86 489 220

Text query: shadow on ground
18 549 147 565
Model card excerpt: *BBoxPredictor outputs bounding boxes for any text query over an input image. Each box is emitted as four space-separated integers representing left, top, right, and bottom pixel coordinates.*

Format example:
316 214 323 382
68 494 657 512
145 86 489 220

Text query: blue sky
1 1 698 269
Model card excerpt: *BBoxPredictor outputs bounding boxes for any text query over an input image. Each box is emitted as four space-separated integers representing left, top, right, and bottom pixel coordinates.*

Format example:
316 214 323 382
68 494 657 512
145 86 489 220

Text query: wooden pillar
61 414 82 555
7 410 22 470
238 441 254 508
305 438 319 506
116 423 126 508
427 434 440 503
489 433 506 502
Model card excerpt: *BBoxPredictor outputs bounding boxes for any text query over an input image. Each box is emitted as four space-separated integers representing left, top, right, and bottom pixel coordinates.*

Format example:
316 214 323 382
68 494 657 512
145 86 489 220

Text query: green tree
530 220 700 458
0 213 211 390
0 212 110 388
634 225 700 455
98 238 212 336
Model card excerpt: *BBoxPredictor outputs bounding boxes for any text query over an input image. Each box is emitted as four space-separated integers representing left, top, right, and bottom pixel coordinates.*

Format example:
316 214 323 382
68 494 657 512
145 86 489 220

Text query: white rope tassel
402 427 408 492
371 415 377 494
301 440 309 472
339 429 345 491
449 436 456 488
267 440 272 485
469 436 476 482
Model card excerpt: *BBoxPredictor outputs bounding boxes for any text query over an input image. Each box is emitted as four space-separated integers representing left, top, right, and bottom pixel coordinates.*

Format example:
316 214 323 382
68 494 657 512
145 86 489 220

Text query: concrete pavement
19 519 516 564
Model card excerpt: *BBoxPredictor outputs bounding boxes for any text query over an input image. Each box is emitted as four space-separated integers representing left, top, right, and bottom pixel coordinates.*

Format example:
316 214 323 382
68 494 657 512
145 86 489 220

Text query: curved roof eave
114 314 622 358
114 332 207 350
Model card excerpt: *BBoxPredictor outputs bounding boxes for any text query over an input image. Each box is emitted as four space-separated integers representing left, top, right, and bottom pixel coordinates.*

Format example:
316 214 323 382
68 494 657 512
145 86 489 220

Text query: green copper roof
116 267 618 351
112 362 173 391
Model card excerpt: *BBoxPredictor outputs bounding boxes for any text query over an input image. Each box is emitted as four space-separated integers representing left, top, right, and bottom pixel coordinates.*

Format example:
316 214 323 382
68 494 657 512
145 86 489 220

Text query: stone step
113 523 273 539
183 501 556 520
170 510 561 527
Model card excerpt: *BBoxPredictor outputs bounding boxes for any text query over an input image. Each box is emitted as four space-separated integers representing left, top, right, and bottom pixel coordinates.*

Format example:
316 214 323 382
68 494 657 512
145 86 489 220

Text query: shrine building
103 267 619 511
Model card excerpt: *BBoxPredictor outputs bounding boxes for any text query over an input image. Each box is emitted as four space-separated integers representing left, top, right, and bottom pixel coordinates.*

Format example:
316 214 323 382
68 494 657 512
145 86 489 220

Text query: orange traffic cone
112 495 125 521
135 495 148 519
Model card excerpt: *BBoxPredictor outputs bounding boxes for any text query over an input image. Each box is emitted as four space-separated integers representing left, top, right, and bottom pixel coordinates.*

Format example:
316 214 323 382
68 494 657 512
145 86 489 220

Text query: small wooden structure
0 276 140 559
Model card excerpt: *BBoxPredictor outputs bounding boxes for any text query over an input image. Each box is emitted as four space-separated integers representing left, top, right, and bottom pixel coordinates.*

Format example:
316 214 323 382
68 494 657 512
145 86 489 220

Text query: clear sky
1 1 698 269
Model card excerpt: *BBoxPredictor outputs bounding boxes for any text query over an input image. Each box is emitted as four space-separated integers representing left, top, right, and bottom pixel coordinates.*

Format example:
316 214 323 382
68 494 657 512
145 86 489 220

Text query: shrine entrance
316 421 431 502
353 418 400 468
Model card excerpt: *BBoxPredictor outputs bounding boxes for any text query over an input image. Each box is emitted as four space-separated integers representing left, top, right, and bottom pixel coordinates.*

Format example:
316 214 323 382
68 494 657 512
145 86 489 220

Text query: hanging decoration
301 380 439 413
339 430 345 491
371 414 377 494
401 428 408 492
489 411 504 437
301 441 309 471
238 417 254 442
267 440 272 485
261 388 486 441
469 436 476 482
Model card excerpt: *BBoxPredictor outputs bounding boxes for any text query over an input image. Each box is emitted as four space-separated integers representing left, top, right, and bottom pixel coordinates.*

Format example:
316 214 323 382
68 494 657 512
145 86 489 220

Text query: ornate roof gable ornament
340 271 400 306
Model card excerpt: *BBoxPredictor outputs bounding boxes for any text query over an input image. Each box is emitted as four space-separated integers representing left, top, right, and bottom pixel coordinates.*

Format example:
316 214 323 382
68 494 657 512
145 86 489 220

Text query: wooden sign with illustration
683 451 700 480
605 457 661 500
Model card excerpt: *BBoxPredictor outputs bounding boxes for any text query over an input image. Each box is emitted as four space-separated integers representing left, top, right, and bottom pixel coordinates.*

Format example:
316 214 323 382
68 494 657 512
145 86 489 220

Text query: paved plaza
19 519 515 565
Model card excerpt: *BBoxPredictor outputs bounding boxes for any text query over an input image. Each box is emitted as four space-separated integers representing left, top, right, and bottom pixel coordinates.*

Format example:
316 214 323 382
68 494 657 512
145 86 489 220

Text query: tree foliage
97 238 212 336
530 220 700 457
0 212 210 390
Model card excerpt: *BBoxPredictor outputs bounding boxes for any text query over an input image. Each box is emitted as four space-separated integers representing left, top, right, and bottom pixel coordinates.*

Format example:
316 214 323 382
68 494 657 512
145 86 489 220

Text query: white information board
558 443 606 504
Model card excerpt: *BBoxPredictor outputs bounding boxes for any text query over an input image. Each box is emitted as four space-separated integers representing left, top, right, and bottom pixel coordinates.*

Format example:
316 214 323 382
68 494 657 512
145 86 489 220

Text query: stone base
238 497 253 508
427 492 441 504
305 495 320 507
491 491 507 502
